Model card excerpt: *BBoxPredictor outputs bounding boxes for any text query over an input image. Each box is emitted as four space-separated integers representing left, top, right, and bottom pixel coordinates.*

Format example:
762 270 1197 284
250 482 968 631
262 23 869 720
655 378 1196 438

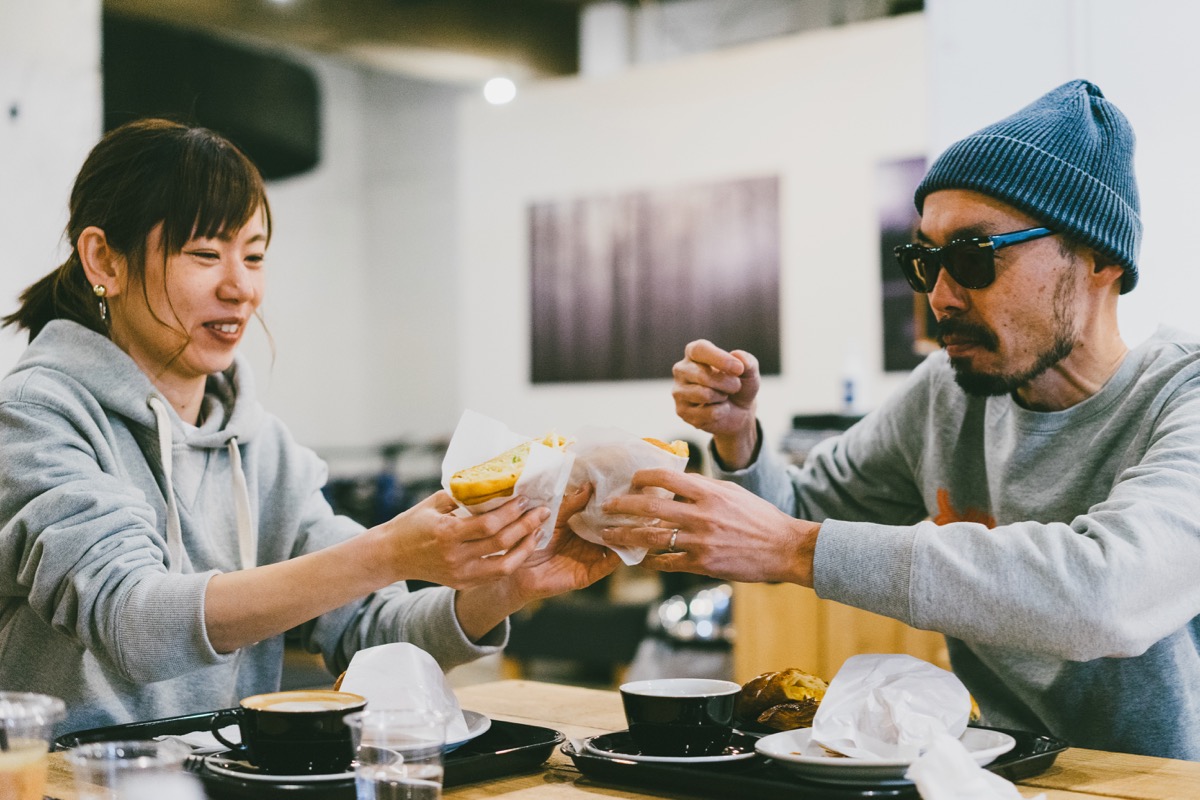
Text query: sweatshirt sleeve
279 448 506 675
816 372 1200 662
0 391 231 684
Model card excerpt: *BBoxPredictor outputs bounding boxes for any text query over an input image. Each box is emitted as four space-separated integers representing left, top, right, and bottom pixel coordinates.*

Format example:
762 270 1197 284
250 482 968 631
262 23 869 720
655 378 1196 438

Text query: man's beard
936 274 1078 397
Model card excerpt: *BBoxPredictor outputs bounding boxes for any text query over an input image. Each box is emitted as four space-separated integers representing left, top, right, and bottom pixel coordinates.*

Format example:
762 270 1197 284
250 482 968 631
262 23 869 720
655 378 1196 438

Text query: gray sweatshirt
0 321 503 735
723 327 1200 759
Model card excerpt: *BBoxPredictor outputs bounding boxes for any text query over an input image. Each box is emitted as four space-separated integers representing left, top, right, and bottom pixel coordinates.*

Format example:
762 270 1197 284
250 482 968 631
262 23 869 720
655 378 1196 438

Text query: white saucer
203 709 490 782
755 727 1016 786
203 754 352 783
584 730 758 764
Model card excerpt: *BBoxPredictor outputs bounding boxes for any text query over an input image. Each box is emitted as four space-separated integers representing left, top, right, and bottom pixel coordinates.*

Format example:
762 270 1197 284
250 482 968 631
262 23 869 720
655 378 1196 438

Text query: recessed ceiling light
483 77 517 105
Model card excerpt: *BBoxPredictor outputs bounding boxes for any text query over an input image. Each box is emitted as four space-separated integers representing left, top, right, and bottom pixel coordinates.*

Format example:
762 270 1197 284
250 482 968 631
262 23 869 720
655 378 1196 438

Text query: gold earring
93 284 108 323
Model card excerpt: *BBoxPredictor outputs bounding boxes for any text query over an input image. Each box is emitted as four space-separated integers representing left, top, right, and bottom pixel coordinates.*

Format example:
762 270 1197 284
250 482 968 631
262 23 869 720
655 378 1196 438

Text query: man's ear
1080 246 1124 290
76 226 126 297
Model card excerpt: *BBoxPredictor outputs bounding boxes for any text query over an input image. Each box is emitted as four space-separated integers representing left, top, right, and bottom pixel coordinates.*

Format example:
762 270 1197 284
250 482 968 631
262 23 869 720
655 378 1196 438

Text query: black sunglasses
893 227 1056 292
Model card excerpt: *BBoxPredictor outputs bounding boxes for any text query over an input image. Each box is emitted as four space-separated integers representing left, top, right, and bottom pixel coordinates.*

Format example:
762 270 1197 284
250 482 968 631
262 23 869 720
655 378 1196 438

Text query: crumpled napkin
338 643 470 743
564 426 689 565
811 654 970 760
441 409 575 549
906 733 1046 800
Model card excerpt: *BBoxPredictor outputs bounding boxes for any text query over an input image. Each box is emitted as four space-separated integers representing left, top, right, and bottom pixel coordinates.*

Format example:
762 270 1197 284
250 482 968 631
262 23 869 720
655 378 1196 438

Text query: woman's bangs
161 136 270 254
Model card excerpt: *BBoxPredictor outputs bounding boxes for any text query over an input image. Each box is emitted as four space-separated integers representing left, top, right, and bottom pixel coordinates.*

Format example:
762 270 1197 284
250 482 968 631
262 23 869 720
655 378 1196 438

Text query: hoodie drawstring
147 396 257 572
227 436 257 569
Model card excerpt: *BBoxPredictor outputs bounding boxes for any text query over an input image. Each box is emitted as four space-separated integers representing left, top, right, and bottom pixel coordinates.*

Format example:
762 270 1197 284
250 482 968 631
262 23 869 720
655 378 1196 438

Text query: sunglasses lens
945 244 995 289
895 247 935 293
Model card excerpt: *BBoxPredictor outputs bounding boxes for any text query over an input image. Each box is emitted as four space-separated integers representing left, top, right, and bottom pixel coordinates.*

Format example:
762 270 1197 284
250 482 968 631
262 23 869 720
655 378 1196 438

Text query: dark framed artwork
877 157 938 372
530 176 781 384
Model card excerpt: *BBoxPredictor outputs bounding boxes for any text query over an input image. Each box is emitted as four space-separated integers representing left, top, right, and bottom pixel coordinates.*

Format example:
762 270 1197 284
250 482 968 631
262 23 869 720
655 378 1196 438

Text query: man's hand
672 340 761 469
600 468 819 587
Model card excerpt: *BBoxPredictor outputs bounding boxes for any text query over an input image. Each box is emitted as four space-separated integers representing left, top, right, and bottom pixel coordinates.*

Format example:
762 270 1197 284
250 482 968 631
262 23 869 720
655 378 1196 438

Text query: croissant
735 667 828 731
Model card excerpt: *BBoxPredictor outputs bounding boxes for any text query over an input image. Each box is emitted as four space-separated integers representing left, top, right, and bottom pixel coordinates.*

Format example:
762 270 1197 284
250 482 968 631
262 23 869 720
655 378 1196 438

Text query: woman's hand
451 483 618 641
500 484 619 605
372 491 550 590
599 468 819 586
205 491 550 654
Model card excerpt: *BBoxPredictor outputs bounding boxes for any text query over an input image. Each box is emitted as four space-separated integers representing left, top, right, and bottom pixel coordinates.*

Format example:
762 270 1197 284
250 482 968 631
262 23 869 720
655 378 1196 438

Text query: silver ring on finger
667 528 679 553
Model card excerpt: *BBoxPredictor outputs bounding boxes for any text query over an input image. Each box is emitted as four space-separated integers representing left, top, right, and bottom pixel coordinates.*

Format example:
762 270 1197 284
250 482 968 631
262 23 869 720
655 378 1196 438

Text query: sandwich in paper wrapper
811 654 970 760
812 654 1041 800
337 642 470 743
442 409 575 549
564 426 689 565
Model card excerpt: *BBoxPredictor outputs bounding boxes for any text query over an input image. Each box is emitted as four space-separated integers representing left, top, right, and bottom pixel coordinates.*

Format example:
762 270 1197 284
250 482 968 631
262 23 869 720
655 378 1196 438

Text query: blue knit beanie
915 80 1141 293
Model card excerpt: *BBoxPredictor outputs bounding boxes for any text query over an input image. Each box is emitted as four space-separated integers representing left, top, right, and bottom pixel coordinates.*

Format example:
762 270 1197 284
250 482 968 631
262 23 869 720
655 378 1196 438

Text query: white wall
240 57 464 452
458 15 927 446
0 0 101 370
926 0 1200 346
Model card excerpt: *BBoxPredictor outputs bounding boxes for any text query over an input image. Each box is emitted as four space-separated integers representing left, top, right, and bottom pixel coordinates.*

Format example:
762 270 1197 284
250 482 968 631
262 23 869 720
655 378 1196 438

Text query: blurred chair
501 575 654 687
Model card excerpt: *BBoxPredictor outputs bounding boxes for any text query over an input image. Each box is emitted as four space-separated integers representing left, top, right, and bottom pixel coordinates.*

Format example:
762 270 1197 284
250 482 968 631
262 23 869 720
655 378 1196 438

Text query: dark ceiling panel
103 14 321 180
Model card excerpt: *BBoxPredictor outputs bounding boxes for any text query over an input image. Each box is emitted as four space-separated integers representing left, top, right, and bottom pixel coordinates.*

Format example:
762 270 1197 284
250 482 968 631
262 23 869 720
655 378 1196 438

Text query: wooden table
44 679 1200 799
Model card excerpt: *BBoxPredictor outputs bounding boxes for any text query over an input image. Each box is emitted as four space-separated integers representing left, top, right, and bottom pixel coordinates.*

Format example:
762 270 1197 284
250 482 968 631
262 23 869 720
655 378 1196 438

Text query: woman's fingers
557 483 593 524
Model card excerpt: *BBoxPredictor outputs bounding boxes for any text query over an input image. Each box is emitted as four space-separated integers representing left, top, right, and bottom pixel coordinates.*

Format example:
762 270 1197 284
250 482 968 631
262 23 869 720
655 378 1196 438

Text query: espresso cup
619 678 740 757
211 689 366 774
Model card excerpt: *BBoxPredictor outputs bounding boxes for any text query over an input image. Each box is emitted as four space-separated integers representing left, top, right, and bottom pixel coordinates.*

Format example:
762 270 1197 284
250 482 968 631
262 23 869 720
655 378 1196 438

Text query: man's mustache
935 318 1000 352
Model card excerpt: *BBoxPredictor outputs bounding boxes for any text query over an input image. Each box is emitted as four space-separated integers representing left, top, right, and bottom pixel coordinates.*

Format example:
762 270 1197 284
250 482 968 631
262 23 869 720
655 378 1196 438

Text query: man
601 80 1200 760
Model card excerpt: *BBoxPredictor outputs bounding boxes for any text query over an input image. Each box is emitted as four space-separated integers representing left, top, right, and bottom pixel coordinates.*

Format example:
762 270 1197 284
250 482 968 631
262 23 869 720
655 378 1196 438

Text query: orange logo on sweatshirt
932 488 995 528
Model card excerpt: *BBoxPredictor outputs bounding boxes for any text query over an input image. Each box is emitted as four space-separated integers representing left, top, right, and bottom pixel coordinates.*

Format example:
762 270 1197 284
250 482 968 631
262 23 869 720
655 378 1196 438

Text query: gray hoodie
722 327 1200 759
0 320 503 735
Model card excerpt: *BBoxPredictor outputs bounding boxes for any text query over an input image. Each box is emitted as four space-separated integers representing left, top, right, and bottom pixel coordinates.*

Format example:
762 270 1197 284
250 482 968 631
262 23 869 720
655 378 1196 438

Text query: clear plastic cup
344 709 447 800
0 692 66 800
65 738 193 800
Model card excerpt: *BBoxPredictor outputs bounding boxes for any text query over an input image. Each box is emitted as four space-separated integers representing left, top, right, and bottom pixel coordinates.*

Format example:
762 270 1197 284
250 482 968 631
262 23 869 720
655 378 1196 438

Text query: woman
0 119 616 733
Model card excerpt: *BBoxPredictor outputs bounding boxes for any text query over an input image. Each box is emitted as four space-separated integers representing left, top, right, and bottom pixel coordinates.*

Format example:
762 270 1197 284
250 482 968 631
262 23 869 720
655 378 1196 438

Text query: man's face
917 190 1083 398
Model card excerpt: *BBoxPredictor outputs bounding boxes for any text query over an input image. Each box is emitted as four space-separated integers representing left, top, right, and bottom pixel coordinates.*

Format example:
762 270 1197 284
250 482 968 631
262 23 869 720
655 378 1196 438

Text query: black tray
57 709 564 799
563 726 1067 799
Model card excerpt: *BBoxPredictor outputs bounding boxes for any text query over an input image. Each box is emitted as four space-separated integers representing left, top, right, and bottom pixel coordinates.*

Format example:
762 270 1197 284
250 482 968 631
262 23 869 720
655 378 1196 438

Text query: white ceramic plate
584 730 758 764
755 727 1016 786
202 710 490 783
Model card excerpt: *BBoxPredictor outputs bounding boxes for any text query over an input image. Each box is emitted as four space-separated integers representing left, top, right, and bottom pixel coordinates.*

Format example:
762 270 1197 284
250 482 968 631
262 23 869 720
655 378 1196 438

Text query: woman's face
109 209 267 393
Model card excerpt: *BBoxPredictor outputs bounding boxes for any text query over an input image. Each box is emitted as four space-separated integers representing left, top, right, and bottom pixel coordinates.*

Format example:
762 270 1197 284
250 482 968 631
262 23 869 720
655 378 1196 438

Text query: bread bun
449 434 568 506
643 437 689 458
735 667 828 731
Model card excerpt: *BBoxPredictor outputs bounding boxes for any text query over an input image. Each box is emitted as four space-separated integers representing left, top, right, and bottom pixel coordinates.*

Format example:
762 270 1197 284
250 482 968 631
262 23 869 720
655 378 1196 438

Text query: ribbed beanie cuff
915 80 1141 293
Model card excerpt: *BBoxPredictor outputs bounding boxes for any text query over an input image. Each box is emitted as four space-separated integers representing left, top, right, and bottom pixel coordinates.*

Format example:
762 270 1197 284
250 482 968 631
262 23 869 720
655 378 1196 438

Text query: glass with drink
344 708 447 800
0 691 66 800
66 739 193 799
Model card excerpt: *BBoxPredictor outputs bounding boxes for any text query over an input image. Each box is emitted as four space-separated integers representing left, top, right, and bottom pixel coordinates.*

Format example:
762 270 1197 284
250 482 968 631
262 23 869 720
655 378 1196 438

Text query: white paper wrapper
338 643 470 743
565 426 689 565
811 654 970 760
441 409 575 549
905 733 1045 800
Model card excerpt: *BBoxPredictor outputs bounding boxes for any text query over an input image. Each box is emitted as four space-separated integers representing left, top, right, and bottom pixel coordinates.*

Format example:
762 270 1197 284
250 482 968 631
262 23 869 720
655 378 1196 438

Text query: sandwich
643 438 689 458
449 434 569 506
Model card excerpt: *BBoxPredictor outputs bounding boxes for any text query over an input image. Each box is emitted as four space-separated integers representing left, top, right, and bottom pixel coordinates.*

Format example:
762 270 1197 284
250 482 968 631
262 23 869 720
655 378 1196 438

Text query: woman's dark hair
3 118 272 340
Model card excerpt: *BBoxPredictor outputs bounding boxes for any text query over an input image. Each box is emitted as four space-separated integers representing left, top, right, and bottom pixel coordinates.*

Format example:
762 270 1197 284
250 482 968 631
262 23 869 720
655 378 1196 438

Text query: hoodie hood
12 319 264 572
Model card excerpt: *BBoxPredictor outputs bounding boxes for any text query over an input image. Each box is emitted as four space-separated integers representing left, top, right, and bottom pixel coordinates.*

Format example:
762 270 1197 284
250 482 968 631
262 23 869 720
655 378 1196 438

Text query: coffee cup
619 678 740 757
211 689 366 774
